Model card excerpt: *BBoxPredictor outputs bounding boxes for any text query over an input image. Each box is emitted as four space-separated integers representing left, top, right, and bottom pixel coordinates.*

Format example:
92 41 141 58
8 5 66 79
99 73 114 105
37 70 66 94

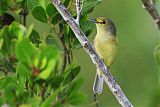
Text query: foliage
0 0 101 106
153 45 160 107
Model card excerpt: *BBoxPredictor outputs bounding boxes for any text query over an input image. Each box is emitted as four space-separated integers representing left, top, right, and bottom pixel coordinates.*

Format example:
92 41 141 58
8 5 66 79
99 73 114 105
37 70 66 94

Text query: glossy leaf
15 38 37 63
27 0 39 11
27 0 50 11
82 0 102 14
0 26 11 54
46 3 57 19
31 6 48 23
40 92 56 107
38 0 50 9
39 45 60 61
69 78 83 95
16 61 32 77
63 66 81 85
38 59 55 79
51 13 61 25
63 24 70 42
80 18 94 37
38 46 60 80
49 76 64 89
9 22 26 39
29 29 41 46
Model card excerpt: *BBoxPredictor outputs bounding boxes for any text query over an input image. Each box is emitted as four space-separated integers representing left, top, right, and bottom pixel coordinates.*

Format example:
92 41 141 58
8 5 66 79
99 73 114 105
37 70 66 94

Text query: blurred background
27 0 160 106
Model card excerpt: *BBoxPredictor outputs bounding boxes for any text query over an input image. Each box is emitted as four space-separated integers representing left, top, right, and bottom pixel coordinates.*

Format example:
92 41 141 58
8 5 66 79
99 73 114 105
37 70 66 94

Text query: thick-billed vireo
91 17 118 94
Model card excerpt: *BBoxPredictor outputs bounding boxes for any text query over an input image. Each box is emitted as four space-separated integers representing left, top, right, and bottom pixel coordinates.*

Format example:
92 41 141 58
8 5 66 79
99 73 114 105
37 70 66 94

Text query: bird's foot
101 58 104 62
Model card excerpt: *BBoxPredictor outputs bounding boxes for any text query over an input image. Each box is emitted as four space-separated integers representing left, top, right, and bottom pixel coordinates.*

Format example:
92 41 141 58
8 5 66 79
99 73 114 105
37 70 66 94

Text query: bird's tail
93 69 104 94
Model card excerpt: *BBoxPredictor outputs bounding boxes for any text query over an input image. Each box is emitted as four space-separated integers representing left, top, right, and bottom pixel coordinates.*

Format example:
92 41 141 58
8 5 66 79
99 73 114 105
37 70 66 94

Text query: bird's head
90 17 116 35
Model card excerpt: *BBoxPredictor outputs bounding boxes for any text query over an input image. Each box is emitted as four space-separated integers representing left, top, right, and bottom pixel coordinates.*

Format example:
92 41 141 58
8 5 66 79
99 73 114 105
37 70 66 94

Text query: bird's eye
100 21 106 24
102 21 106 24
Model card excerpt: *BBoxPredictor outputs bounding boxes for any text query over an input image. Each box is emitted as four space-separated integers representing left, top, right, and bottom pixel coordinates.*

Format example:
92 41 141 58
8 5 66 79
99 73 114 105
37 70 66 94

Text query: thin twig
20 5 28 26
93 94 99 107
52 23 69 72
59 34 68 72
75 0 83 25
59 22 71 67
68 34 71 64
142 0 160 29
52 0 133 107
40 84 46 101
23 13 26 26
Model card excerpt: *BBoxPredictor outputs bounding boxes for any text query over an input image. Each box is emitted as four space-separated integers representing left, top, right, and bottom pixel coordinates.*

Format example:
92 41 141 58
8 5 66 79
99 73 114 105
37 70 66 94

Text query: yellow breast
94 35 118 67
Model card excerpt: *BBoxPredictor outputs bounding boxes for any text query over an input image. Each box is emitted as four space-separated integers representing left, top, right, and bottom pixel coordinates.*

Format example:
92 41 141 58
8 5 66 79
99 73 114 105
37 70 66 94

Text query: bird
91 17 118 94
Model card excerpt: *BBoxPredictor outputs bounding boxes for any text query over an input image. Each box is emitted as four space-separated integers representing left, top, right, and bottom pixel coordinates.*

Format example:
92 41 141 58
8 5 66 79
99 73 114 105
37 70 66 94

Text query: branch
142 0 160 29
52 0 133 107
75 0 83 24
59 34 68 72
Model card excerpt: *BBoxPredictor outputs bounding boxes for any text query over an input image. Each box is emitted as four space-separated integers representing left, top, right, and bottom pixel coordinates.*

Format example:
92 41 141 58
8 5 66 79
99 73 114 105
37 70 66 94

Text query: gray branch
142 0 160 29
52 0 133 106
75 0 83 25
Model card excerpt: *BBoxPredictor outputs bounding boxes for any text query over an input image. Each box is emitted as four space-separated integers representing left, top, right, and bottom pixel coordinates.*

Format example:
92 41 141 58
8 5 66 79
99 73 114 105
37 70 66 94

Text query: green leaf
27 0 50 11
82 0 102 14
52 102 63 107
29 29 41 45
51 13 61 25
16 62 32 77
31 5 48 23
46 3 57 19
38 46 60 80
0 38 4 50
80 15 94 37
27 0 51 11
40 93 55 107
63 24 70 41
39 45 60 61
27 95 41 107
69 78 83 95
27 0 39 11
3 77 18 104
0 97 5 106
154 45 160 65
63 66 81 85
46 35 60 48
15 38 37 63
71 66 81 77
68 92 85 105
38 0 50 9
9 21 26 38
48 76 64 89
63 0 70 7
38 59 55 79
0 26 10 54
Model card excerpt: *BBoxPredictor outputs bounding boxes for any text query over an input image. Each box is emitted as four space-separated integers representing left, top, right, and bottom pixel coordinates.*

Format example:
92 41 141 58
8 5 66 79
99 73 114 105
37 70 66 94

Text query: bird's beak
90 19 98 23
